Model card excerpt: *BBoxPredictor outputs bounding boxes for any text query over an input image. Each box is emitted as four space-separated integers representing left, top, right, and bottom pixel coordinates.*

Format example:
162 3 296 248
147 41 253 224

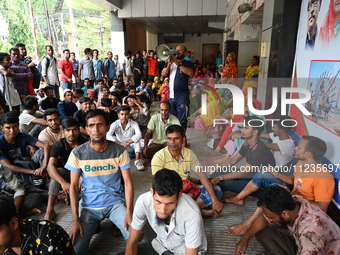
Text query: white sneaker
134 159 145 171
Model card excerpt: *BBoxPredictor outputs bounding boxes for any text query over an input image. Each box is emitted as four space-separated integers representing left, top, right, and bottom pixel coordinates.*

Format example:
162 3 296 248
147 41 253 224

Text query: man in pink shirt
58 49 79 92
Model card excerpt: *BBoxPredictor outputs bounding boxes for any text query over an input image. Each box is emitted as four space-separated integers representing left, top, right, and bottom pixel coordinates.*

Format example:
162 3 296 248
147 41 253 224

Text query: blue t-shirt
104 59 116 79
65 141 131 208
170 60 193 101
0 133 38 162
92 59 103 80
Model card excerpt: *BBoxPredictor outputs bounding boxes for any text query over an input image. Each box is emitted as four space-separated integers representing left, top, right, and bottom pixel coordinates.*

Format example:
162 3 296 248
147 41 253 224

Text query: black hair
152 169 182 197
110 91 121 99
79 97 91 104
74 88 84 95
140 78 147 83
146 79 153 84
84 78 90 82
15 43 26 48
149 50 154 54
19 92 27 97
0 197 17 226
257 186 296 215
61 117 80 129
0 112 19 126
101 97 112 107
125 50 132 56
43 108 60 120
63 49 70 53
252 55 260 64
159 101 170 109
273 116 294 134
44 86 54 93
9 47 19 53
64 90 73 97
244 116 264 137
45 45 53 50
302 136 327 161
85 109 109 126
112 78 118 82
97 79 104 84
117 81 125 90
118 74 123 79
70 52 75 56
166 124 185 138
124 95 137 105
307 0 322 11
128 85 136 91
117 105 130 113
22 96 38 110
93 49 99 53
84 48 92 55
0 52 9 63
100 85 109 92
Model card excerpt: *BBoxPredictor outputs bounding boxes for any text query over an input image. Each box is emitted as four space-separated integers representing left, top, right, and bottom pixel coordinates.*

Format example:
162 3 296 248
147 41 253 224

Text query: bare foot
201 209 218 218
44 209 57 221
226 222 251 236
57 193 69 205
20 207 42 217
220 196 244 205
207 150 222 156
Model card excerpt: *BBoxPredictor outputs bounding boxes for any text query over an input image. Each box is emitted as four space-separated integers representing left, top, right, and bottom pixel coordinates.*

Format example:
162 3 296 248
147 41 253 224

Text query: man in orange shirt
146 50 159 81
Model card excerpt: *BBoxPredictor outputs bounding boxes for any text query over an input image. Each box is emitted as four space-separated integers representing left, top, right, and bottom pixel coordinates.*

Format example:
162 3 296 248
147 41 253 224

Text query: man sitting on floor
227 136 335 236
107 105 144 171
143 101 181 160
44 117 88 221
210 116 276 195
57 89 78 120
0 197 76 255
19 96 47 134
152 124 223 218
119 169 207 255
38 108 64 146
235 186 340 255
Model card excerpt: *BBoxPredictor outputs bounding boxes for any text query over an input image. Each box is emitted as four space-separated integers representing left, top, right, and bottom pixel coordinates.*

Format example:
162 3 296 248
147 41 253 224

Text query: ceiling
124 15 226 35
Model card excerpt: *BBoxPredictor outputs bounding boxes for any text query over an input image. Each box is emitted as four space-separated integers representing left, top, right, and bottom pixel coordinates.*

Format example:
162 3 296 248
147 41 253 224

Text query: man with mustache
306 0 322 49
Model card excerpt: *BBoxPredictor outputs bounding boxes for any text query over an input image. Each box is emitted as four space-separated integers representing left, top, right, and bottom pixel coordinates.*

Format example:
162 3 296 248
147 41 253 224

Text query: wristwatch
126 142 130 146
218 175 224 181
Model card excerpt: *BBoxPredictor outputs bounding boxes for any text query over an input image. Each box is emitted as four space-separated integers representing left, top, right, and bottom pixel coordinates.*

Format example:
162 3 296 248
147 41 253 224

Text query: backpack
37 56 52 82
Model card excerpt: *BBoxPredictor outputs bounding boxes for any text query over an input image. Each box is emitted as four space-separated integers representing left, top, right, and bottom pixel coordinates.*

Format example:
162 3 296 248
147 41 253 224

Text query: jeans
73 201 129 255
61 81 72 91
251 171 290 189
49 84 60 99
218 178 253 194
169 98 188 128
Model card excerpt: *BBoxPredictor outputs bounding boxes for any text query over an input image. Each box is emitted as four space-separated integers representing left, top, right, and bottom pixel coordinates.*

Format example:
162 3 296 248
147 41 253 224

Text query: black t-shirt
107 110 118 125
50 135 88 167
73 109 87 128
239 139 275 171
41 98 60 110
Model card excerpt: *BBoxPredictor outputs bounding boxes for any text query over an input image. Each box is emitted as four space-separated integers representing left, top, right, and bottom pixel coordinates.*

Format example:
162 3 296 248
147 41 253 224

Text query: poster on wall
291 0 340 208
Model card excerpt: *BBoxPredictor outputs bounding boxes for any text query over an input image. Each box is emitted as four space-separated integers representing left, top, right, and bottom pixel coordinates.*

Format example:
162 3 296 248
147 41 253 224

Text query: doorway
202 44 220 65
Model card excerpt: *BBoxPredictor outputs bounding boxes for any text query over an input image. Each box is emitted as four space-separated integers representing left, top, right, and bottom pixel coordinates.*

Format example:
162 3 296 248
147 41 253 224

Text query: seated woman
188 83 221 131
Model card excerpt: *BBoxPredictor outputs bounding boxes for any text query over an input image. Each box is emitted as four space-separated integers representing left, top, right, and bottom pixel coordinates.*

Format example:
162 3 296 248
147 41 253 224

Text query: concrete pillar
110 11 125 64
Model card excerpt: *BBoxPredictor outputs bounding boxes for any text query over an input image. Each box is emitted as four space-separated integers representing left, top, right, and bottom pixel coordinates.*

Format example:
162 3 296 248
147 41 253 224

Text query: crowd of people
0 42 339 255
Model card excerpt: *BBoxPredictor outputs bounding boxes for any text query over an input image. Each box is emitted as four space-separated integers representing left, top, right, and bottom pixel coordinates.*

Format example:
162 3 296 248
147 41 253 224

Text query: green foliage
0 0 111 59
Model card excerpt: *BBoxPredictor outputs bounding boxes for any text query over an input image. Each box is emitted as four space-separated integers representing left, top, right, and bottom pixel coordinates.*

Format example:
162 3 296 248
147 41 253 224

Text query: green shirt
147 113 180 144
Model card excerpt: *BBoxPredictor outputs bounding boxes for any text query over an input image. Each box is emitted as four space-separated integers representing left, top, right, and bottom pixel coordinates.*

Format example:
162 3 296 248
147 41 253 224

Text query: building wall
158 33 223 64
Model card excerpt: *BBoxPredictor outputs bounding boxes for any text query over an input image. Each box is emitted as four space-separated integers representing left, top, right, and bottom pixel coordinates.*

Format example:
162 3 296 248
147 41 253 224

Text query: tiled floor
30 103 265 255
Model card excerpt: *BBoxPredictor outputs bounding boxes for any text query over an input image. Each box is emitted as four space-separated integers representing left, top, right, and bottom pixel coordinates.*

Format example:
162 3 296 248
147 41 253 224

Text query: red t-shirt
58 59 74 81
147 58 158 76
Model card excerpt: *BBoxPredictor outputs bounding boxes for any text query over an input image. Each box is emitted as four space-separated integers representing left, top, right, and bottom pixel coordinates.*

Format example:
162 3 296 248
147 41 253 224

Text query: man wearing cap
35 87 45 109
133 51 144 86
57 90 78 120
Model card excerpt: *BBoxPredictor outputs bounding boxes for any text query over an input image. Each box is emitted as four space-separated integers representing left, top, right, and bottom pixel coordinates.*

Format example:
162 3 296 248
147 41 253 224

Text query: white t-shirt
38 126 64 146
19 110 44 133
270 132 295 167
123 57 133 76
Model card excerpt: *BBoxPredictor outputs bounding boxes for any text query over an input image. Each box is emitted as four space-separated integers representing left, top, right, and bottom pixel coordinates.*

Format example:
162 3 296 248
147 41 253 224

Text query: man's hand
69 220 83 245
211 177 220 185
57 81 61 87
34 167 46 177
61 182 71 194
67 78 72 83
28 145 37 157
212 199 223 216
235 237 249 255
143 147 148 158
124 212 132 231
76 77 81 83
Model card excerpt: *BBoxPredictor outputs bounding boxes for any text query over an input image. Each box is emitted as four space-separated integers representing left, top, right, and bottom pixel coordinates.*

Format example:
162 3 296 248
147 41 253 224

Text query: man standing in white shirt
41 45 60 99
107 105 144 171
78 48 95 89
122 50 134 85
